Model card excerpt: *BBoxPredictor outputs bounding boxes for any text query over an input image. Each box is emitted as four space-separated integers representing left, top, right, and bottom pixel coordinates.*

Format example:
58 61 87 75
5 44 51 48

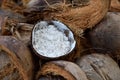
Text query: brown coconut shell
36 62 75 80
76 53 120 80
51 61 89 80
36 60 89 80
25 0 110 36
110 0 120 12
0 36 34 80
87 12 120 58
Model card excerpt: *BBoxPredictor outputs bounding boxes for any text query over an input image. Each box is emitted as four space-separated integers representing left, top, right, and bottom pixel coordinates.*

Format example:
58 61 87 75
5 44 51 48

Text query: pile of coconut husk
0 0 120 80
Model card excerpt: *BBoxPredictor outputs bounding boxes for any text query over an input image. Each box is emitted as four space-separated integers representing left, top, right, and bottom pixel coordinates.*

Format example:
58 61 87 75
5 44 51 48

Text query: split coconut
32 21 76 59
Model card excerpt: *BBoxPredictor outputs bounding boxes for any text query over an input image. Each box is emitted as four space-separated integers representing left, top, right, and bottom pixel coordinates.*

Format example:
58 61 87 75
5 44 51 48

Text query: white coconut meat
32 21 76 58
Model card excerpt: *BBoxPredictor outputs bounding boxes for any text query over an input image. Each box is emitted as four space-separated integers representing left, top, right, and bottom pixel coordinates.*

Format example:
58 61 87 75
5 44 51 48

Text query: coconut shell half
36 62 76 80
36 60 89 80
87 12 120 56
0 36 34 80
76 53 120 80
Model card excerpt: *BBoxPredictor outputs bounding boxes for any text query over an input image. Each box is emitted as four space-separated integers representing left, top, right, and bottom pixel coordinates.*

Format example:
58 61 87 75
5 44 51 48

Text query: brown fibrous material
25 0 110 36
36 60 89 80
76 53 120 80
110 0 120 12
36 62 76 80
0 36 34 80
88 12 120 58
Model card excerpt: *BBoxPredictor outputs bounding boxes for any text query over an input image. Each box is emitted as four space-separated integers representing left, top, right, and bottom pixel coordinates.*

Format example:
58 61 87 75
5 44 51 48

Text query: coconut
0 9 25 23
110 0 120 12
1 0 24 14
0 36 34 80
32 21 76 59
88 12 120 57
22 0 30 6
0 16 33 45
25 0 110 36
36 60 88 80
14 23 34 45
76 53 120 80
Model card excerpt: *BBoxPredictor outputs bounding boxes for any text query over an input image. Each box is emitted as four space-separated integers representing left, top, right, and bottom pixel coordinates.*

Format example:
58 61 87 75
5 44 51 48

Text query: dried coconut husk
0 16 32 45
87 12 120 59
36 62 75 80
0 16 8 35
110 0 120 12
0 36 34 80
0 9 26 23
1 0 25 14
22 0 31 6
6 22 34 45
25 0 110 36
0 18 21 36
15 23 34 45
0 17 33 47
0 0 3 7
1 18 19 36
76 53 120 80
36 61 88 80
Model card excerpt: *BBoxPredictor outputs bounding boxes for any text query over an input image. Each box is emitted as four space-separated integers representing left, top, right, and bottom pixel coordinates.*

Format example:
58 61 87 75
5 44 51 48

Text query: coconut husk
4 22 34 45
0 0 3 7
110 0 120 12
22 0 31 6
87 12 120 59
0 16 33 45
15 23 34 45
1 0 24 14
0 16 8 35
25 0 110 36
0 18 19 36
0 17 33 47
0 9 26 23
36 62 75 80
51 61 88 80
76 53 120 80
36 60 89 80
0 36 34 80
